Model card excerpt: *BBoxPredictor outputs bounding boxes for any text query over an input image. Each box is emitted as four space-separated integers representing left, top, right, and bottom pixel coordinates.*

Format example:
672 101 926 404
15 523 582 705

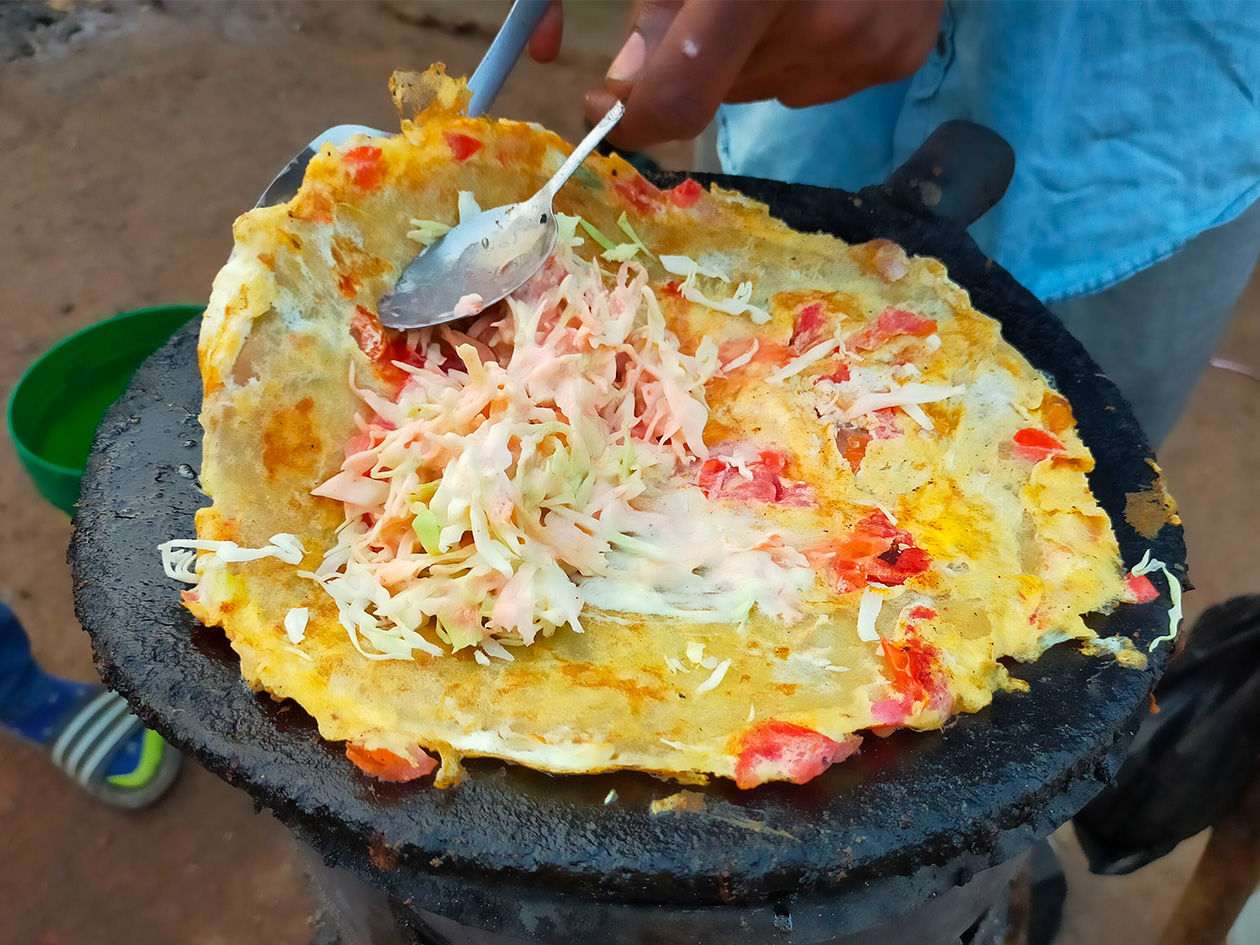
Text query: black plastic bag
1074 595 1260 875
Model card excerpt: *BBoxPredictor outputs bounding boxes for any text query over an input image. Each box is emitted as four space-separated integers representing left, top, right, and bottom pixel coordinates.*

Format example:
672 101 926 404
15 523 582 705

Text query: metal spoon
377 100 625 331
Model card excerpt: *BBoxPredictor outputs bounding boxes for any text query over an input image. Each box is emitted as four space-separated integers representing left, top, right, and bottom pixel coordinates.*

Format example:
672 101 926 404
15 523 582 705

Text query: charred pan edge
71 170 1183 925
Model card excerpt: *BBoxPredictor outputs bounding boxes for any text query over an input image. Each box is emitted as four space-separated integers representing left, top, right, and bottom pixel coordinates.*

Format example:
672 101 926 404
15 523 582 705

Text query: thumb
589 0 780 150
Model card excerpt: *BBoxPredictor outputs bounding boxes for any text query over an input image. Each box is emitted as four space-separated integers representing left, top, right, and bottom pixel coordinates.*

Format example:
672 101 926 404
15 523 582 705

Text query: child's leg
0 600 180 807
0 600 94 740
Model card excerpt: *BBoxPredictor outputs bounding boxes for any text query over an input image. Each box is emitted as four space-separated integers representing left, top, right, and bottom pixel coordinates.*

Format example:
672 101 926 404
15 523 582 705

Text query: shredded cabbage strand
1132 550 1184 652
159 534 305 582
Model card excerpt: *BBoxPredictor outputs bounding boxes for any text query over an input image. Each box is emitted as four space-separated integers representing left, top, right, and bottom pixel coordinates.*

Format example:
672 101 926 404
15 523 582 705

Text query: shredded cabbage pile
301 243 810 661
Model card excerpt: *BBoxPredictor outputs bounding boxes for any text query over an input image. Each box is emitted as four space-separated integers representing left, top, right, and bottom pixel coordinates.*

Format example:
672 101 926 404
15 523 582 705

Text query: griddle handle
880 120 1015 228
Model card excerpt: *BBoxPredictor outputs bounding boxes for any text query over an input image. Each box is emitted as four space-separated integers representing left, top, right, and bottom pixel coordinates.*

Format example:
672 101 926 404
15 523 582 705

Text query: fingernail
583 89 619 124
608 31 646 84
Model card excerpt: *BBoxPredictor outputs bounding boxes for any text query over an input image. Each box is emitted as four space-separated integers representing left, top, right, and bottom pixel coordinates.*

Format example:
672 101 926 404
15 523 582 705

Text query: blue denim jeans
0 602 45 724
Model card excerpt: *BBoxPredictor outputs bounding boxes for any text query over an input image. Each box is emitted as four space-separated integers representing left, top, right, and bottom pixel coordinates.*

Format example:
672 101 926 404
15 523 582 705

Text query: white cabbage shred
661 253 769 324
1131 550 1184 652
406 220 451 245
284 607 309 644
856 586 886 642
721 339 758 374
456 190 482 222
680 276 771 325
695 658 731 694
159 534 306 582
767 331 846 385
844 384 966 422
407 190 482 245
660 254 730 282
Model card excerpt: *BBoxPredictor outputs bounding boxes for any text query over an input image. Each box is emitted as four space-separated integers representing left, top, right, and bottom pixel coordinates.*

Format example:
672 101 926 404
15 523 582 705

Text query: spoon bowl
378 198 556 328
377 100 624 331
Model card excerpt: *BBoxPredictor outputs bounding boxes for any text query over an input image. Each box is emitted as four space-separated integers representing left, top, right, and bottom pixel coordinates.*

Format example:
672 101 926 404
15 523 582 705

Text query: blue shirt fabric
717 1 1260 304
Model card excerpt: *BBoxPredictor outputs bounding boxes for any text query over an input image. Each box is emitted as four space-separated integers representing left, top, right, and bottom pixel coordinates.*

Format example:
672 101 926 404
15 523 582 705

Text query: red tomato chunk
614 175 660 214
343 146 383 191
872 633 954 725
444 131 483 161
670 178 703 208
1012 428 1065 463
850 307 937 351
805 512 932 594
345 744 437 783
734 721 861 789
697 448 815 507
1124 573 1160 604
790 302 831 353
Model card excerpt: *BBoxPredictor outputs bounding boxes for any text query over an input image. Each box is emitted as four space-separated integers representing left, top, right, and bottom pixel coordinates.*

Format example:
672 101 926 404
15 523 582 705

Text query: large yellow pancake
183 66 1129 788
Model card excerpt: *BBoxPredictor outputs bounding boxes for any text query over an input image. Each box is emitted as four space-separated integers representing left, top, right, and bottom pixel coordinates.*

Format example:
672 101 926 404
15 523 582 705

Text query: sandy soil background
0 3 1255 943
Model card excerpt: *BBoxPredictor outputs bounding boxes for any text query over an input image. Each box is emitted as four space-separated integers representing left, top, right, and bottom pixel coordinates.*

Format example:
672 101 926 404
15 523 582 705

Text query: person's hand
529 0 944 152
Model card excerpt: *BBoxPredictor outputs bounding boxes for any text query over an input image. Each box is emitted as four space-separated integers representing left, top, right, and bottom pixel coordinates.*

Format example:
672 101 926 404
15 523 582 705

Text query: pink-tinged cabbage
302 244 815 662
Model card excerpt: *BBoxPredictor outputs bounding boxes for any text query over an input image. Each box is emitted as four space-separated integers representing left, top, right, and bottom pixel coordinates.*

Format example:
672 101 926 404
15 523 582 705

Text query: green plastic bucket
7 305 203 515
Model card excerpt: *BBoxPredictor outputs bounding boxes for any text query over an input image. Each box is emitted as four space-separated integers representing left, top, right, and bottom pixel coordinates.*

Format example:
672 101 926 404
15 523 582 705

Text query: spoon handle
467 0 552 118
540 100 626 203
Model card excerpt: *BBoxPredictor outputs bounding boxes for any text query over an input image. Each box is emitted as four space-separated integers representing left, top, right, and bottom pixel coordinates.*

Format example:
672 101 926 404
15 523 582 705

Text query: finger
725 62 852 107
583 88 623 130
723 0 944 106
527 0 564 63
581 0 682 142
734 2 861 80
775 78 872 110
606 0 683 92
726 67 873 109
593 0 782 150
724 68 802 105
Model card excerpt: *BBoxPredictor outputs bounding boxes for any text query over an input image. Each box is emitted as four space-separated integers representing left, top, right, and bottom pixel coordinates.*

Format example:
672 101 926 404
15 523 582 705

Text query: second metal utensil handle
466 0 551 118
540 100 626 202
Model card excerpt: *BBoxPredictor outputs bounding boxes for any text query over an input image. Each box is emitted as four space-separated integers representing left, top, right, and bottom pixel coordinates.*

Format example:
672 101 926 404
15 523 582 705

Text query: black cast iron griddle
70 122 1186 943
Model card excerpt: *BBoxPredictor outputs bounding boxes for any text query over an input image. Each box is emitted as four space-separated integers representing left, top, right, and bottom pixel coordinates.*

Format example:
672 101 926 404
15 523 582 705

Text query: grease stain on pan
1124 461 1181 540
649 790 799 841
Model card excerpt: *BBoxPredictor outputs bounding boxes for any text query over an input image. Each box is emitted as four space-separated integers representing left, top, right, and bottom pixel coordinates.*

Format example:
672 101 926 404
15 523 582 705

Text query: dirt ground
0 3 1256 943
